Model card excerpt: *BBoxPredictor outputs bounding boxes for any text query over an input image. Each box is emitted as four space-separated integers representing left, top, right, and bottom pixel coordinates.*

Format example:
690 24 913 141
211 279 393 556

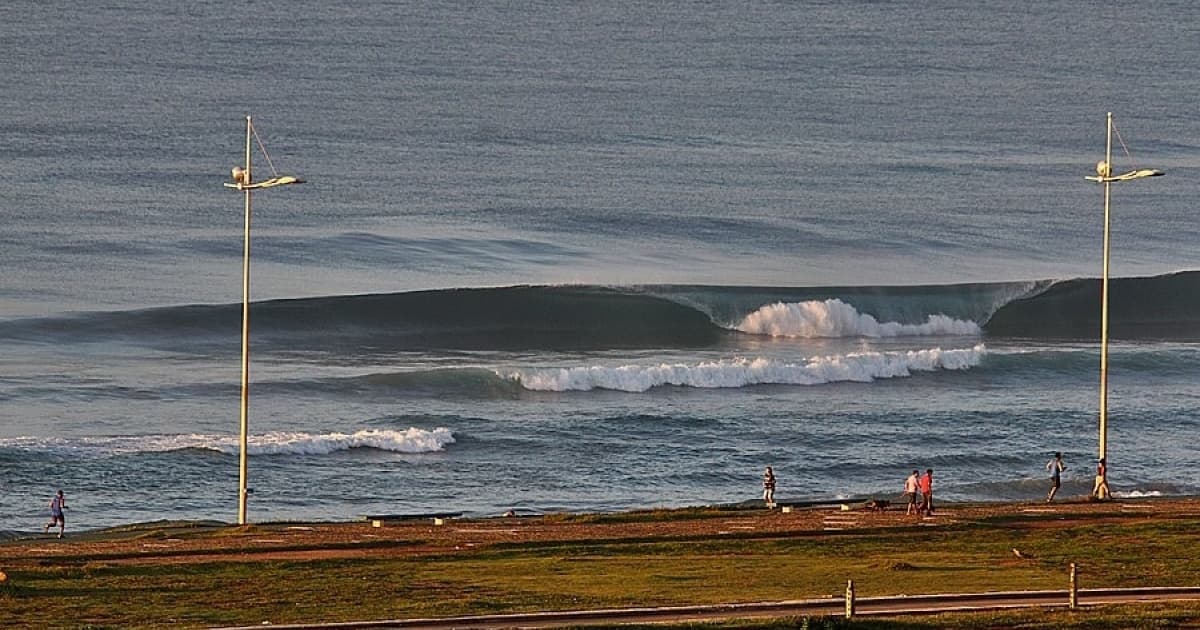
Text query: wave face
736 299 981 338
0 428 455 457
3 271 1199 352
984 271 1200 340
507 344 986 392
0 286 723 351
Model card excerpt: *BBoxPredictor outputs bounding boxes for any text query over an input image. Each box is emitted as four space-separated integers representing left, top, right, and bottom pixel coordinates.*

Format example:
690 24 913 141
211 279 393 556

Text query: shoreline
2 490 1181 543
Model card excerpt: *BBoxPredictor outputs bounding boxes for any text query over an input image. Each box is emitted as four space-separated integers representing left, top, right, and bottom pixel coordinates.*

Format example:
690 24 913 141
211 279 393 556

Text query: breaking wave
508 344 986 392
735 298 981 338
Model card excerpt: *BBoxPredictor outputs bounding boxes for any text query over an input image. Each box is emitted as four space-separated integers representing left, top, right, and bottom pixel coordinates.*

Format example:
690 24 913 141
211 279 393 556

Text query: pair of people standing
904 469 934 515
1045 452 1110 501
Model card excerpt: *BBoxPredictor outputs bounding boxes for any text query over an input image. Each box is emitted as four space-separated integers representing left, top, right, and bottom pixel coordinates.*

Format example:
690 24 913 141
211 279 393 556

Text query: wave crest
736 299 981 338
508 344 986 392
0 428 455 457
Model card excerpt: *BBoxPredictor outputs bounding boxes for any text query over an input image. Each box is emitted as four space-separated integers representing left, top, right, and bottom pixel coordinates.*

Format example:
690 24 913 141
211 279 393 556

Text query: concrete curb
211 586 1200 629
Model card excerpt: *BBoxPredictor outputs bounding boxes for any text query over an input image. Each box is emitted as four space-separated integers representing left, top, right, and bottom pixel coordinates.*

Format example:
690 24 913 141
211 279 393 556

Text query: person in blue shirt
1046 452 1066 502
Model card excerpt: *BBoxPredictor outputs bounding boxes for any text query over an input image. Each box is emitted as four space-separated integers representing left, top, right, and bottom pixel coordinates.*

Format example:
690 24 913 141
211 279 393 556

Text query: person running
1091 458 1111 500
904 469 920 515
1046 452 1066 502
762 466 777 508
44 489 67 538
918 469 934 515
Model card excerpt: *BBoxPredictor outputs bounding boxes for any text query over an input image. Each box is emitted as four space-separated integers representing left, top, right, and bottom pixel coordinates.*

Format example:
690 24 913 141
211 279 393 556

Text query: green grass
2 511 1200 628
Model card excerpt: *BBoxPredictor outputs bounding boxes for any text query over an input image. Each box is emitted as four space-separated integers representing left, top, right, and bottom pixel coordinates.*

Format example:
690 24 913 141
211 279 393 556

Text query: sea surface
3 1 1200 529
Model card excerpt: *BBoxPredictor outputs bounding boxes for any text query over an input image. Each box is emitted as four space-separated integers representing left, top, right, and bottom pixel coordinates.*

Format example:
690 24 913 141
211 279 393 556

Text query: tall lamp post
224 115 304 524
1083 111 1161 493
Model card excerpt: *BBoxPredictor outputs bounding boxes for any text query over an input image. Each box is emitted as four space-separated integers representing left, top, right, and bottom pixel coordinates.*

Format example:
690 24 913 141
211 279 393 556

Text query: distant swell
736 299 981 338
4 271 1200 351
508 344 986 392
0 428 455 457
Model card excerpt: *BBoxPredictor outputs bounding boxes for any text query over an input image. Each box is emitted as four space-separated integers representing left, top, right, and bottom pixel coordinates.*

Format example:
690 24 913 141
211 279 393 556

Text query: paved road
213 586 1200 629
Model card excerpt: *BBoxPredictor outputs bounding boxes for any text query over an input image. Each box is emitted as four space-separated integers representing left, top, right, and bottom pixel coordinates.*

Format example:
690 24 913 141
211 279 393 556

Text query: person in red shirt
918 469 934 515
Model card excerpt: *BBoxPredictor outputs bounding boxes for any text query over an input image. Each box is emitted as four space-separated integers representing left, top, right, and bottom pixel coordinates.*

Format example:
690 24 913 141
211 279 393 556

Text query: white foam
234 428 455 455
1115 490 1164 498
0 428 455 457
736 299 981 338
509 344 986 392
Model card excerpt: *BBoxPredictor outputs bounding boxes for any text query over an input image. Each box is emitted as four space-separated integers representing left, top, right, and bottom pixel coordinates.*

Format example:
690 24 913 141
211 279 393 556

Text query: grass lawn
1 503 1199 628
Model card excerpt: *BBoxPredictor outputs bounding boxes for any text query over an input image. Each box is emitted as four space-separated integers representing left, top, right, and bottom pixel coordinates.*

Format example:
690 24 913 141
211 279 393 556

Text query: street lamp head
1085 166 1163 183
223 172 304 191
1119 168 1164 181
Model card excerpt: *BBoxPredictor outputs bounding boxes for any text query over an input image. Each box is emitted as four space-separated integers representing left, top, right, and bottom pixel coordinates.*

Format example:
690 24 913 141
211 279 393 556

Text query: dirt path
3 497 1197 568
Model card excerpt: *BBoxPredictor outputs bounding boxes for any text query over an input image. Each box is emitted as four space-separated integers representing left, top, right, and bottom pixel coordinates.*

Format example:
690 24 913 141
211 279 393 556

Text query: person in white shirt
904 470 920 515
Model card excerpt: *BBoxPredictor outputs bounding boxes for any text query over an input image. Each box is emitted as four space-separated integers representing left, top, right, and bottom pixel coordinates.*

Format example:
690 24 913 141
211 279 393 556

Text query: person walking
918 469 934 515
1091 458 1111 500
1046 452 1066 502
762 466 777 508
904 469 920 515
43 489 67 538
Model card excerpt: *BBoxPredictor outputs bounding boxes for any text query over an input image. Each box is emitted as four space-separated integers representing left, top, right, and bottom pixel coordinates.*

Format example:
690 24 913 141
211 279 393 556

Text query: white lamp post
224 115 304 524
1083 111 1161 495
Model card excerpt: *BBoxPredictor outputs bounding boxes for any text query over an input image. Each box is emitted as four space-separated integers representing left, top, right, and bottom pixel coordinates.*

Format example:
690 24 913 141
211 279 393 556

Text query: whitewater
0 429 456 459
510 345 987 392
735 299 983 339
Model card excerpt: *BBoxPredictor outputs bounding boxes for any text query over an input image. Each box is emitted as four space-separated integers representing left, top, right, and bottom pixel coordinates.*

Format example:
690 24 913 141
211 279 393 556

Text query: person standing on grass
44 489 67 538
762 466 777 507
904 469 920 515
918 469 934 515
1046 452 1066 502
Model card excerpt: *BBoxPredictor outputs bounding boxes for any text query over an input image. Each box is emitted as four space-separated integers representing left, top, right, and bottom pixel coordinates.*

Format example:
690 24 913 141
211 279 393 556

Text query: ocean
3 1 1200 530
